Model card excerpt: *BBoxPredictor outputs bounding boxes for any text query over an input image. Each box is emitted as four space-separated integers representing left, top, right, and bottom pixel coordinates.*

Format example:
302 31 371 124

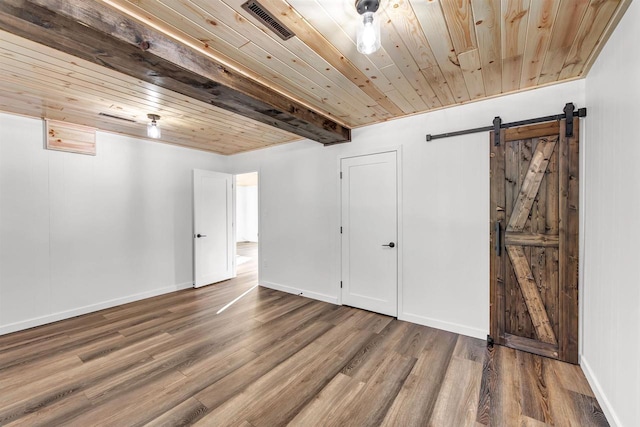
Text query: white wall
236 185 258 242
582 2 640 426
231 80 585 339
0 113 228 334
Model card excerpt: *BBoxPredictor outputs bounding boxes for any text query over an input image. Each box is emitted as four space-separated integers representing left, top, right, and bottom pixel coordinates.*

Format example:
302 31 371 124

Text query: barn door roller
426 103 587 145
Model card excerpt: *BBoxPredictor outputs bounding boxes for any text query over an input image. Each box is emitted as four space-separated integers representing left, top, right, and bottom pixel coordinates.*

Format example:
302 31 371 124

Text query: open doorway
235 172 258 281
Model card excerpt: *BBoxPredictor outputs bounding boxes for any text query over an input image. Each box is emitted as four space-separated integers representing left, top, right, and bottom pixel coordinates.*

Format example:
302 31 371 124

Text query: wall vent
99 112 137 123
241 0 295 41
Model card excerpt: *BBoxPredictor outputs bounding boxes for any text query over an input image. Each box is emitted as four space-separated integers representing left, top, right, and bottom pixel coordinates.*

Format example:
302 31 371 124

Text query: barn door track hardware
426 102 587 145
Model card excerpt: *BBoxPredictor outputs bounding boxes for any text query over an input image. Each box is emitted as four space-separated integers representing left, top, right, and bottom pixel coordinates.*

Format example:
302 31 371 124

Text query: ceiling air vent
99 112 137 123
241 0 295 41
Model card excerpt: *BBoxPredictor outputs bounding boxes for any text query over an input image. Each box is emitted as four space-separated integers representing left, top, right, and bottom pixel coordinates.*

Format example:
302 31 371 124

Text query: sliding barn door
490 119 579 364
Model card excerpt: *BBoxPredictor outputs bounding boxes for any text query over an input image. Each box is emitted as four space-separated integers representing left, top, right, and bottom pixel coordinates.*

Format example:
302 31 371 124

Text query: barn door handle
495 221 501 256
196 234 207 238
382 242 395 248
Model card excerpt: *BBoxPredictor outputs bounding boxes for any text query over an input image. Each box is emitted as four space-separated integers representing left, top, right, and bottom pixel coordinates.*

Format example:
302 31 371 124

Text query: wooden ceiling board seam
236 41 371 123
0 43 292 139
535 0 590 84
216 0 383 106
102 0 267 84
578 0 631 78
383 89 417 114
440 0 486 100
365 104 396 122
410 76 443 110
0 60 289 144
99 0 354 131
458 48 487 99
345 75 584 132
3 2 344 145
0 44 298 146
0 83 291 149
0 94 287 150
420 66 457 105
382 1 440 69
441 0 479 53
0 100 279 155
311 0 399 97
501 0 531 58
409 0 471 102
383 0 455 106
519 0 562 88
500 0 531 92
375 66 419 114
30 0 349 144
290 0 409 116
376 29 441 110
246 0 405 115
153 0 250 48
299 0 393 72
558 0 623 80
375 31 431 111
231 37 384 120
186 0 381 118
141 0 365 125
471 0 503 96
286 0 395 89
262 51 384 116
380 1 444 108
232 43 340 109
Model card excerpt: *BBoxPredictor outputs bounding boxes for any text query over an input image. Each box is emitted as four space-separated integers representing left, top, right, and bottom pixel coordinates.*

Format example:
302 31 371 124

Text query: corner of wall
259 281 339 305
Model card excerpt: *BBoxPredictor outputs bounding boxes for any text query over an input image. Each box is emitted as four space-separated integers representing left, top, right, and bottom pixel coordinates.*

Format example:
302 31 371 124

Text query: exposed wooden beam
0 0 351 145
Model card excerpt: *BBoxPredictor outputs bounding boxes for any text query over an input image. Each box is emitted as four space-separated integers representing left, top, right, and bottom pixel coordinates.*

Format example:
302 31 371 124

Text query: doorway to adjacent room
235 171 259 282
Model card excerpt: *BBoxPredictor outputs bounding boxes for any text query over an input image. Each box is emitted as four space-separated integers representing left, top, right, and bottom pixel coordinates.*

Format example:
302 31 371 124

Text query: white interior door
193 169 235 288
341 151 398 316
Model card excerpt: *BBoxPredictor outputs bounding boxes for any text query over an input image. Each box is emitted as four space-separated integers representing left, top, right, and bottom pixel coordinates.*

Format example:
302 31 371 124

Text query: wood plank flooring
0 243 607 426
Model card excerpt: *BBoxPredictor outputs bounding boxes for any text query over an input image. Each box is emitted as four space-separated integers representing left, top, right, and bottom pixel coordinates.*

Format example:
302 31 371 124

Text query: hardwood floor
0 243 607 426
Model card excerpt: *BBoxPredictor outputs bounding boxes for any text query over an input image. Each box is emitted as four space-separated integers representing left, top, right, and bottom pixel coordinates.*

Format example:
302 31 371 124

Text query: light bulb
357 12 380 55
362 21 376 47
147 121 161 139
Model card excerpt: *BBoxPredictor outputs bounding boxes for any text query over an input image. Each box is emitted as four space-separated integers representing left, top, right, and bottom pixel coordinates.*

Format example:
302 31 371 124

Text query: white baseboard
399 312 487 340
176 282 195 291
260 281 339 305
0 281 193 336
580 356 621 427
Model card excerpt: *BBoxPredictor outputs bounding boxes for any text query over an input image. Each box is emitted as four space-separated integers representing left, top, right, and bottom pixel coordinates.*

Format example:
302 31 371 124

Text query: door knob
196 234 207 238
382 242 395 248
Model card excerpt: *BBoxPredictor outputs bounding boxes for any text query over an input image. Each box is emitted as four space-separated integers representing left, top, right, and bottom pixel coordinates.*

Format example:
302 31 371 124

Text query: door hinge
340 281 343 288
340 171 342 179
340 226 342 234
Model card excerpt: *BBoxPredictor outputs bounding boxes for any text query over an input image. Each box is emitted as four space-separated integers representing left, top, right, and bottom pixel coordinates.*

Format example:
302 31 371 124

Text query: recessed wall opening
235 171 259 282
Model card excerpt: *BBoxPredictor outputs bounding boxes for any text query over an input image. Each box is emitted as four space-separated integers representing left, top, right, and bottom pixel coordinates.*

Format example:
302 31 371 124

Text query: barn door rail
425 102 587 146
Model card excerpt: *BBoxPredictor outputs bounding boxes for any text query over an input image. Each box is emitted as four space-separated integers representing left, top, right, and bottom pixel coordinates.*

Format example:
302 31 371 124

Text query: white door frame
234 169 261 285
337 146 403 317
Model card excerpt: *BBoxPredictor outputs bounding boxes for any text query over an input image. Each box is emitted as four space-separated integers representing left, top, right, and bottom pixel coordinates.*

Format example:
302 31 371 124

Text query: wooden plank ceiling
0 0 630 155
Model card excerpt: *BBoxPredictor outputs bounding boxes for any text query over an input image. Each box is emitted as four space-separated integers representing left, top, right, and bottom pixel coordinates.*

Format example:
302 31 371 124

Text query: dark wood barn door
490 119 579 364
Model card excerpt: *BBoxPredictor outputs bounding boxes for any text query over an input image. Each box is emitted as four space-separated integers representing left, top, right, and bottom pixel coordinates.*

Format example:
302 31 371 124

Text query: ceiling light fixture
355 0 381 55
146 114 161 139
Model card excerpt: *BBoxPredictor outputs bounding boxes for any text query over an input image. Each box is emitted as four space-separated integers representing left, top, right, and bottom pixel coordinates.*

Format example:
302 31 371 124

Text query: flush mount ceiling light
355 0 381 55
146 114 161 139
